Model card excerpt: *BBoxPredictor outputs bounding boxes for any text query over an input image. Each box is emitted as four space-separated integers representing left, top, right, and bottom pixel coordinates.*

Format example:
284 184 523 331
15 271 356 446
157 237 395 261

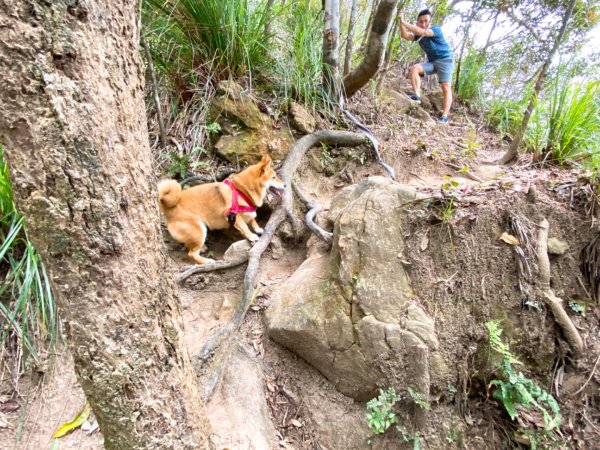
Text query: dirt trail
2 73 598 449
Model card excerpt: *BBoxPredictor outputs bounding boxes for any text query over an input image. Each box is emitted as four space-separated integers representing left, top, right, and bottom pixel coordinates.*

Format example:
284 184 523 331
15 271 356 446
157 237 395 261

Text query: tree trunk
323 0 342 99
360 0 380 54
264 0 276 41
343 0 397 98
498 0 577 164
374 7 400 94
454 1 480 94
0 2 212 449
343 0 360 76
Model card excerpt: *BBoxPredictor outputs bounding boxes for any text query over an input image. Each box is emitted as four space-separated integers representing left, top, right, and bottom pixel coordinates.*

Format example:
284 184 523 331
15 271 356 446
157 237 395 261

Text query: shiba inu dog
158 154 285 264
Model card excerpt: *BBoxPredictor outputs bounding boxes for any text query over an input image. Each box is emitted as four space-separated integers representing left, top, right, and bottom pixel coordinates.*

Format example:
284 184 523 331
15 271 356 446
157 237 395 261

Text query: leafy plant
366 387 401 435
407 387 431 411
0 145 57 375
273 0 338 114
486 321 561 432
567 300 585 315
456 49 487 108
365 387 429 447
144 0 275 84
545 79 600 165
461 127 481 158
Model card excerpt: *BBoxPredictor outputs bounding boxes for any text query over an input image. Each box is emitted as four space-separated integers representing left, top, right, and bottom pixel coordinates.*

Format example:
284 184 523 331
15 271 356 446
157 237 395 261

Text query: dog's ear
259 153 272 172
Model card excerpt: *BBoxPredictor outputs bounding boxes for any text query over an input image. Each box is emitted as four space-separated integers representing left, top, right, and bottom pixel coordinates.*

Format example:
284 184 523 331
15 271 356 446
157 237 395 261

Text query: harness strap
224 179 256 224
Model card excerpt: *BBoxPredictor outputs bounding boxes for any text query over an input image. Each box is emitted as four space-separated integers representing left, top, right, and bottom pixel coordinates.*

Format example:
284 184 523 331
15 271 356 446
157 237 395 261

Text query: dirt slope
2 72 599 449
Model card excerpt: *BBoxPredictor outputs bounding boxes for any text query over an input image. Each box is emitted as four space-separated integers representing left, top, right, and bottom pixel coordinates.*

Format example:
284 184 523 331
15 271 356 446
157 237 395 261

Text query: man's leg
440 82 452 117
409 64 425 97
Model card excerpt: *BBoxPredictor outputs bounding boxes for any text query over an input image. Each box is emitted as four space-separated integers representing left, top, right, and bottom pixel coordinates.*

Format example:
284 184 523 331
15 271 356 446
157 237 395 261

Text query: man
399 9 454 124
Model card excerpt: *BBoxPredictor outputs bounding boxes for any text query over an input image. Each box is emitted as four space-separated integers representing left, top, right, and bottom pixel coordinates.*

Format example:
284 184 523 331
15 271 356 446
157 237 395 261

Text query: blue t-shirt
414 25 453 61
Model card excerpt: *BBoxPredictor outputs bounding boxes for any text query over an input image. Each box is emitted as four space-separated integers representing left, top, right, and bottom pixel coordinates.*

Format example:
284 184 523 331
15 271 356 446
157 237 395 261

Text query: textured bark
343 0 359 76
343 0 397 97
0 1 212 449
498 0 577 164
322 0 341 98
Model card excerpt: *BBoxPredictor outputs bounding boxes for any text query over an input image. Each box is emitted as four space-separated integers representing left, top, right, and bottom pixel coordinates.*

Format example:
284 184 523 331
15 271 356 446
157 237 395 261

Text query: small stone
224 240 251 261
547 237 569 256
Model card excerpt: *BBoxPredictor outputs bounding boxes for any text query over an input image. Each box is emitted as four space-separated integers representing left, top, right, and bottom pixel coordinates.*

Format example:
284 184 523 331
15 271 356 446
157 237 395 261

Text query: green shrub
0 146 57 374
486 321 561 433
546 79 600 165
144 0 275 85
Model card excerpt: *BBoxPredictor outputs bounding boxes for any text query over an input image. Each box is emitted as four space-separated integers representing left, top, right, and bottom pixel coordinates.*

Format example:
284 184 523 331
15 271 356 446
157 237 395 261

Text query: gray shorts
420 57 454 84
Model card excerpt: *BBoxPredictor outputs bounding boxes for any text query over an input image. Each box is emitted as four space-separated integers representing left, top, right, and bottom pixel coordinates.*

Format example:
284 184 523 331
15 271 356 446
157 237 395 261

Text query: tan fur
158 154 285 264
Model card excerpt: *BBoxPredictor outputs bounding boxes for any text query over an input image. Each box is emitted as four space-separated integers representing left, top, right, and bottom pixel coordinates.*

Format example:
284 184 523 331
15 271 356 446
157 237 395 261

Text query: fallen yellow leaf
500 232 520 246
52 402 91 439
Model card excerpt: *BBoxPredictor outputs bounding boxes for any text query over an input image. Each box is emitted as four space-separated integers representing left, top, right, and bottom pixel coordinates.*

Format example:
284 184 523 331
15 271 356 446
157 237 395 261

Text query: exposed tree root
292 181 333 244
181 168 237 187
194 130 365 400
176 255 249 283
537 218 584 358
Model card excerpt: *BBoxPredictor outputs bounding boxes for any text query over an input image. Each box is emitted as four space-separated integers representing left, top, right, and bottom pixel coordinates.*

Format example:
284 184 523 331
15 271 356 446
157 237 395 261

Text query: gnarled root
537 218 584 358
194 130 366 400
292 181 332 244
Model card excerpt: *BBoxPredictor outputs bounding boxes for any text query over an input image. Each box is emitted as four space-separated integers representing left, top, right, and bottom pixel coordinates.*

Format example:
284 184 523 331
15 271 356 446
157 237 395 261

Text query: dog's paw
248 233 260 243
253 226 264 235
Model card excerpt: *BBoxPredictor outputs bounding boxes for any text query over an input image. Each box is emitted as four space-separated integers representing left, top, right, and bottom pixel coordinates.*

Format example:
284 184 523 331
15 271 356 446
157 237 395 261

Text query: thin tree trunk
374 7 401 94
323 0 342 99
141 32 168 148
498 0 577 164
343 0 397 98
0 2 212 449
360 0 381 53
454 1 480 94
481 10 499 57
264 0 276 40
343 0 360 76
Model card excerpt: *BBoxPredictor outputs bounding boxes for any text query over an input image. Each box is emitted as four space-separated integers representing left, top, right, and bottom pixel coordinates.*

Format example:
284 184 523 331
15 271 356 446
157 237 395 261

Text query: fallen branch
176 254 249 283
537 218 584 358
570 352 600 397
194 130 365 400
292 181 333 244
444 162 484 183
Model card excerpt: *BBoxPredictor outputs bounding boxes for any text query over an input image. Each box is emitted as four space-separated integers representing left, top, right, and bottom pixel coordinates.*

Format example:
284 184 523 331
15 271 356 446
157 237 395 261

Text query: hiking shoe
438 115 448 124
407 94 421 102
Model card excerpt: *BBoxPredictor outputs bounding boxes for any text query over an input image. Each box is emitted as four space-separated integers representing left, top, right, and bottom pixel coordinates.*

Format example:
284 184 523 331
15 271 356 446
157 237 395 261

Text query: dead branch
537 218 584 358
444 162 484 183
176 254 249 283
194 130 365 400
292 181 333 244
140 32 167 148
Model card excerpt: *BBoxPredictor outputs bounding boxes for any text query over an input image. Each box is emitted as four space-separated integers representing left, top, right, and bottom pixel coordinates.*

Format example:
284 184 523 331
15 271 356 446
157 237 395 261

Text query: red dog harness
224 179 256 224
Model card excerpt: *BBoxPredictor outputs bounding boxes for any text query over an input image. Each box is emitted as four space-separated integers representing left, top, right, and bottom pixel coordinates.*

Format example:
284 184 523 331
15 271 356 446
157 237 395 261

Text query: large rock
380 88 433 123
423 89 444 113
265 177 448 400
289 101 316 134
207 347 277 450
209 80 294 164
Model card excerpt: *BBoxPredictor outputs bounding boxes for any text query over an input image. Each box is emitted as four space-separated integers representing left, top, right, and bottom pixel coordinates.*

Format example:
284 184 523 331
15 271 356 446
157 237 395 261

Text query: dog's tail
158 179 181 208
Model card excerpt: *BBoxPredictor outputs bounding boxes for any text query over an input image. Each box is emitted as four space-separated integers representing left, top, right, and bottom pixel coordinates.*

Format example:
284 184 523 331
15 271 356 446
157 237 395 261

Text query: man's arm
398 10 414 41
402 21 435 37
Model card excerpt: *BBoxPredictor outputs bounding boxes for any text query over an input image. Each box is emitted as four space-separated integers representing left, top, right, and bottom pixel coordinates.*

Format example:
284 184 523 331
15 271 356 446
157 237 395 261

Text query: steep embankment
3 73 598 450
